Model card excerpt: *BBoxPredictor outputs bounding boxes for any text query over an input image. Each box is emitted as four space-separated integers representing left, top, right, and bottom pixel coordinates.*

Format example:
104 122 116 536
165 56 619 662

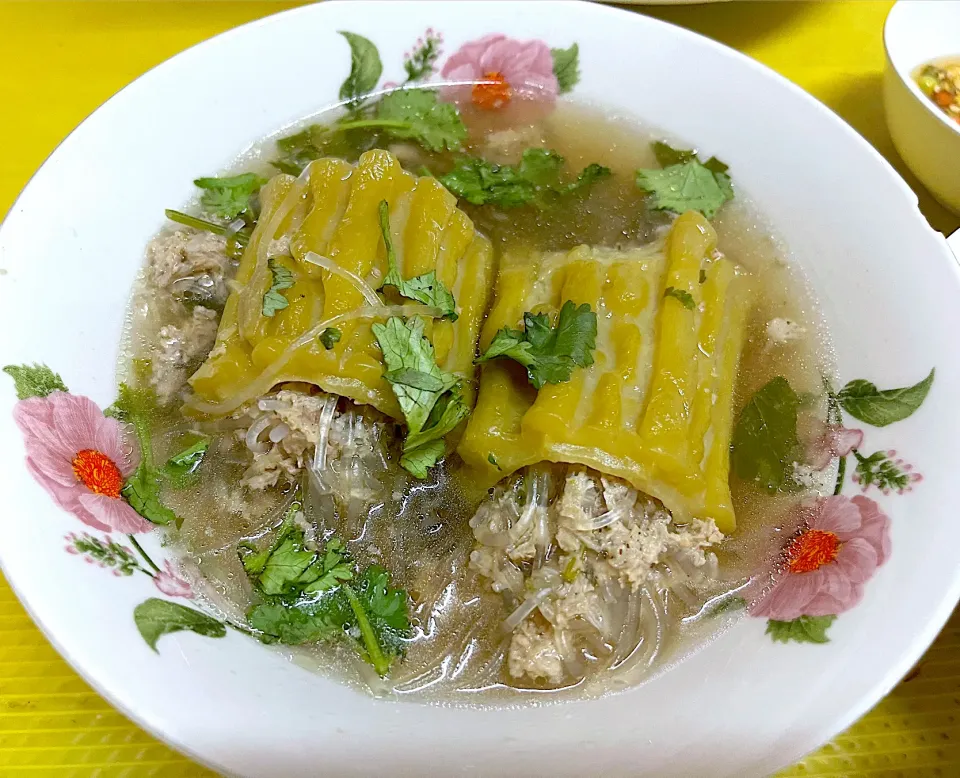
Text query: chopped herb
636 141 734 218
319 327 342 350
377 200 457 319
731 376 801 493
477 300 598 390
336 88 467 153
164 209 250 246
271 126 327 176
163 437 208 486
562 553 581 583
699 268 708 284
3 363 68 399
488 453 501 470
439 149 610 209
262 259 295 317
836 369 934 428
551 43 580 94
664 286 696 310
338 31 383 107
766 615 836 644
242 507 410 676
193 173 266 220
110 381 179 526
372 316 469 477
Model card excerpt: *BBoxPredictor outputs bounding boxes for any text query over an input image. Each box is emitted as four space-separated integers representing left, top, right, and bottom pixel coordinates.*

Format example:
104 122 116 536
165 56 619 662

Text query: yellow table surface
1 2 958 776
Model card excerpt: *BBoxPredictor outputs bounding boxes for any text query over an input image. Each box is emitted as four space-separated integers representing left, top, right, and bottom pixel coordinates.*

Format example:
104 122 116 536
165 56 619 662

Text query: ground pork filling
469 468 723 686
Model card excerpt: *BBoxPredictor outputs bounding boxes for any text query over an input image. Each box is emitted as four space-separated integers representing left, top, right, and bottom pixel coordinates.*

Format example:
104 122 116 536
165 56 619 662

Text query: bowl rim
3 2 960 776
884 0 960 138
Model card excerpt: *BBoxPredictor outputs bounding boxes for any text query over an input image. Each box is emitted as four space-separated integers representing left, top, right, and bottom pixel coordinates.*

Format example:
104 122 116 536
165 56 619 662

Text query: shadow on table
820 72 959 236
630 0 817 51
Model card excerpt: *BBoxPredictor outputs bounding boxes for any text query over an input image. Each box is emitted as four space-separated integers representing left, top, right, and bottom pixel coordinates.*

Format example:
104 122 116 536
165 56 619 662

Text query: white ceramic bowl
884 0 960 215
2 2 960 776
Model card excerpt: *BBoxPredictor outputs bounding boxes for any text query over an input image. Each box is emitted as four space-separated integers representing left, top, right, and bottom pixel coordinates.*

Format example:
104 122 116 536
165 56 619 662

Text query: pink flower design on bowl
153 560 194 599
749 494 891 621
13 392 152 534
440 34 558 110
806 422 864 470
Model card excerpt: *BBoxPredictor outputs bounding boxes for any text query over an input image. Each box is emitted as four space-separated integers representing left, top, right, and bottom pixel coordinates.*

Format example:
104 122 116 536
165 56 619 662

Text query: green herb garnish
731 376 801 492
193 173 266 220
242 503 410 676
262 259 295 317
664 286 696 310
636 141 734 218
372 316 469 478
164 437 209 486
378 200 457 319
164 209 250 246
108 380 179 526
439 148 609 209
336 88 467 153
477 300 598 390
319 327 342 350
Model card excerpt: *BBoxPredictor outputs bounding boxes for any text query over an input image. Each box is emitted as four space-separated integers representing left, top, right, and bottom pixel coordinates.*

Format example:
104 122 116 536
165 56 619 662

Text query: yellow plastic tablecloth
0 3 957 776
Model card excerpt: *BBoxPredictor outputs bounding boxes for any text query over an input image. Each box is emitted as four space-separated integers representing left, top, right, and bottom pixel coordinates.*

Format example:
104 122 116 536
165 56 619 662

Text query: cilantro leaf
271 125 327 176
121 464 178 526
248 600 344 645
766 615 836 644
338 31 382 106
477 301 598 390
731 376 801 492
438 149 609 209
110 380 181 526
664 286 696 310
636 141 734 218
551 43 580 94
488 453 502 470
372 316 469 477
193 172 266 220
3 363 68 399
556 162 611 195
134 598 226 652
319 327 342 350
239 501 301 578
837 369 934 427
242 514 411 676
378 200 457 319
369 89 467 152
652 140 697 167
163 437 208 486
262 259 295 317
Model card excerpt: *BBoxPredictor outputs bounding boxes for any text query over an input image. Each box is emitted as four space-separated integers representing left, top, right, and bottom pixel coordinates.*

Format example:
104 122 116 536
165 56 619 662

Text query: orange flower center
787 529 840 573
472 71 512 110
72 449 124 499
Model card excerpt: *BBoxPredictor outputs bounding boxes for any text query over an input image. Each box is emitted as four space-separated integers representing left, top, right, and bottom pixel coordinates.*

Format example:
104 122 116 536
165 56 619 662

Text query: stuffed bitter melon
187 150 494 421
458 212 750 532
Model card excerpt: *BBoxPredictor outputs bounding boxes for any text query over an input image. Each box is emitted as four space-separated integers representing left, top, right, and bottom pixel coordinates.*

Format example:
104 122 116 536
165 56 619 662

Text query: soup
118 78 832 699
915 57 960 125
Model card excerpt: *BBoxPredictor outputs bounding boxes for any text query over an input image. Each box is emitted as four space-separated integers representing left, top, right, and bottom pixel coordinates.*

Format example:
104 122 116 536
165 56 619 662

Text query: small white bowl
884 0 960 215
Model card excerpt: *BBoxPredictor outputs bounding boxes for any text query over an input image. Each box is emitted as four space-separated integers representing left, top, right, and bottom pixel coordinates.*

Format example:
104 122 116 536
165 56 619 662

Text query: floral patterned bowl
1 2 959 776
